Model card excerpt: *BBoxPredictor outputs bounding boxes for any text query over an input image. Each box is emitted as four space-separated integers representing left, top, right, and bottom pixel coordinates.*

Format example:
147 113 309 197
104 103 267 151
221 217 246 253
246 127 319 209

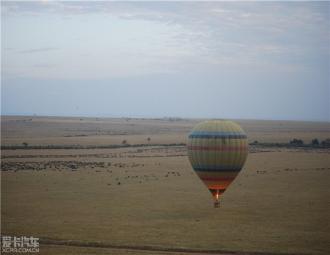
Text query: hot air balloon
187 120 248 208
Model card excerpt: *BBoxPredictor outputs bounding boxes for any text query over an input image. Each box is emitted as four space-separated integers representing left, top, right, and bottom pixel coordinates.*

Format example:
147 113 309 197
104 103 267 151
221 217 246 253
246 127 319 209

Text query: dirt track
39 238 304 255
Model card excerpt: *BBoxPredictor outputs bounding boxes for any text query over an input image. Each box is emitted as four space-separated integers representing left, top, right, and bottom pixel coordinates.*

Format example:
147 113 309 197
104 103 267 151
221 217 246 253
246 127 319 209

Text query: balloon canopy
187 120 248 207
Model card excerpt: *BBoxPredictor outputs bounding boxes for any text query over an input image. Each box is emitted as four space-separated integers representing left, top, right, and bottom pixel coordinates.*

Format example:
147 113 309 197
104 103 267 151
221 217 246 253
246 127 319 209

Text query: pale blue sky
1 1 329 121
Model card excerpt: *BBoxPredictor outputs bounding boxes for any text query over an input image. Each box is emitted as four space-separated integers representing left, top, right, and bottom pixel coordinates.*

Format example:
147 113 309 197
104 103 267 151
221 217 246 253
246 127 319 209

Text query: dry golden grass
2 116 330 146
1 116 330 255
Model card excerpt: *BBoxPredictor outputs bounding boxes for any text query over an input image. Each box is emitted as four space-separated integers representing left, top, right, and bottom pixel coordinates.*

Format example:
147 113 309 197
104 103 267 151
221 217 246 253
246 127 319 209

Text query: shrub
311 139 319 145
321 138 330 147
289 139 304 145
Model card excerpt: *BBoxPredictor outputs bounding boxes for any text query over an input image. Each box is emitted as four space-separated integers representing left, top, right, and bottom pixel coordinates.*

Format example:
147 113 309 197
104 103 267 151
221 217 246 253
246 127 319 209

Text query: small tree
311 138 319 145
147 137 151 143
321 138 330 147
22 142 28 147
290 139 304 146
122 140 127 145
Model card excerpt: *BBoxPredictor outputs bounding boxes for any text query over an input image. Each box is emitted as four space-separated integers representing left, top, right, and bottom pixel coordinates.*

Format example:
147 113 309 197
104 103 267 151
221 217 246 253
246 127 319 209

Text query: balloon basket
214 200 220 208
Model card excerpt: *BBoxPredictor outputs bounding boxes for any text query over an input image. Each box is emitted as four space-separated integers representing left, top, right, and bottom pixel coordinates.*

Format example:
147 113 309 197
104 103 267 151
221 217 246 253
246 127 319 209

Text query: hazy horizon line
1 113 329 124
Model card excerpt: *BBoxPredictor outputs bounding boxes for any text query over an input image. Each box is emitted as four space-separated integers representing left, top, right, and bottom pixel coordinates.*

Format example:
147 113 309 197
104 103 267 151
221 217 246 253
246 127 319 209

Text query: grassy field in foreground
1 116 330 255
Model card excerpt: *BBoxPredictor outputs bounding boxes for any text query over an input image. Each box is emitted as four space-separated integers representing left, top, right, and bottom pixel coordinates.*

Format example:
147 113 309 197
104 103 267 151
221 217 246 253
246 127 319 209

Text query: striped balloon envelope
187 120 248 207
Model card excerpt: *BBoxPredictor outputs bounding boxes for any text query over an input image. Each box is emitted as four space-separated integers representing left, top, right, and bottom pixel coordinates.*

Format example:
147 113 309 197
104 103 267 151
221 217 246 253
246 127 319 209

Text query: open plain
1 116 330 255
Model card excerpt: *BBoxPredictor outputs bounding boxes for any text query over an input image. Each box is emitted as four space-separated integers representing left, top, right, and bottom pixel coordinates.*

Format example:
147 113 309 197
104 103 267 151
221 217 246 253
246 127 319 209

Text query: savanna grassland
1 116 330 255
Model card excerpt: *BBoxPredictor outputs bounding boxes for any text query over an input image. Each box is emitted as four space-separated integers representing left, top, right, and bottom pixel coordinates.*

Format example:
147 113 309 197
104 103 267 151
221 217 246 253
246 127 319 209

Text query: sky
1 1 330 121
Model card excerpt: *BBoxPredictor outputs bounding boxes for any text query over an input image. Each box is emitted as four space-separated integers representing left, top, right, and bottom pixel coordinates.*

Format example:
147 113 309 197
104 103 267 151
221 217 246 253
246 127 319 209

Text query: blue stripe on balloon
192 165 242 172
189 131 246 139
